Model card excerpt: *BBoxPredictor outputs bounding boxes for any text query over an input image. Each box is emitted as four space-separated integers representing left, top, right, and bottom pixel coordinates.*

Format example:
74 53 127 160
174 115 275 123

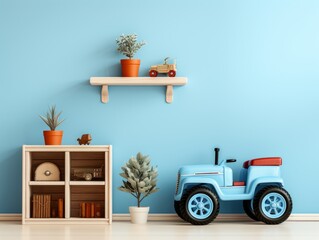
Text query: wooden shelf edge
69 181 105 186
23 145 111 152
23 218 111 224
29 181 65 186
90 77 188 86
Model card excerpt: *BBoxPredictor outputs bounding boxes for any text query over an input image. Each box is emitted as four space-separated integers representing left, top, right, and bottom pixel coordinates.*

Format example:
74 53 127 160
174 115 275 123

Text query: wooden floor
0 221 318 240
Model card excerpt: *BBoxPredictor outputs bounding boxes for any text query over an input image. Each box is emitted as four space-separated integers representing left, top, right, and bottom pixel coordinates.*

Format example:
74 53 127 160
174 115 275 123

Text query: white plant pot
129 206 150 224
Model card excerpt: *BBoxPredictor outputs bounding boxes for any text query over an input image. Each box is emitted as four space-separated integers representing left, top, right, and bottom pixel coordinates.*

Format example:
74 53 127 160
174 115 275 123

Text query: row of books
32 195 102 218
32 194 63 218
80 202 102 218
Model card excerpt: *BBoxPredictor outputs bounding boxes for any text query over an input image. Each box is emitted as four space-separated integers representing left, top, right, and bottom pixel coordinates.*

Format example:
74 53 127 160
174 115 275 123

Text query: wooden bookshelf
22 145 112 224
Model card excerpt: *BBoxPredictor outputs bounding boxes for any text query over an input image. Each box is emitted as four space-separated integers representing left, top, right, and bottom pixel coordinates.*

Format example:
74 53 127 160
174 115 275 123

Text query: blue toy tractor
174 148 292 225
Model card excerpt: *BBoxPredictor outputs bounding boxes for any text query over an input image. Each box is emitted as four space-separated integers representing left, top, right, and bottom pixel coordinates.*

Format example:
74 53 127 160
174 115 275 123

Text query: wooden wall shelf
89 77 188 104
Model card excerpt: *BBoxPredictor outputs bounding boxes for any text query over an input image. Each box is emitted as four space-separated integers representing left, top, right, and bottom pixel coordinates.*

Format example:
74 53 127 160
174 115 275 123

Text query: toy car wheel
180 186 219 225
84 173 93 181
243 200 260 221
174 201 186 221
168 70 176 77
149 70 158 77
253 186 292 224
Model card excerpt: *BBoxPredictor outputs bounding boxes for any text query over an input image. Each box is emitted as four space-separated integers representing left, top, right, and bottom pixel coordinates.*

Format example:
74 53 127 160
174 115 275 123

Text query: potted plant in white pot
116 34 146 77
118 152 159 224
39 105 65 145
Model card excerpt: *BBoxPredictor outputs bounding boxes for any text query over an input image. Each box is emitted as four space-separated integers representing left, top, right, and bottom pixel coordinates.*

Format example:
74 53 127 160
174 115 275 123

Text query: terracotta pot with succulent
40 105 65 145
119 152 159 224
116 34 146 77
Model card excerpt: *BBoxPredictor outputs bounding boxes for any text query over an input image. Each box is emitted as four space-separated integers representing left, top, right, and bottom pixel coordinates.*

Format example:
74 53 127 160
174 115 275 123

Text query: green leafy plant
116 34 146 59
39 105 65 131
119 152 159 207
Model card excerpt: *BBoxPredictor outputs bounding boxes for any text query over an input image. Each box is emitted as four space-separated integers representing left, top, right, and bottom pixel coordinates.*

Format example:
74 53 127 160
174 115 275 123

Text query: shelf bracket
101 85 109 103
166 85 173 103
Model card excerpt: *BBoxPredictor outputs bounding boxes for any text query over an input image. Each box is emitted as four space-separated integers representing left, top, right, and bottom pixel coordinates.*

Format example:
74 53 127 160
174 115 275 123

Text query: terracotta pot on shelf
121 59 140 77
43 130 63 145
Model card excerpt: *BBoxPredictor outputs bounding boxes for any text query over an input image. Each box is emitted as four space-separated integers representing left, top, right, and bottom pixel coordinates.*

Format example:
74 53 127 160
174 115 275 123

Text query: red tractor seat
243 157 282 169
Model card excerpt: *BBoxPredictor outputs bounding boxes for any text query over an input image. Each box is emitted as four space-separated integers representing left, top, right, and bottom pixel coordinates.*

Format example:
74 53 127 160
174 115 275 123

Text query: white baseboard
112 213 319 222
1 213 319 222
112 213 250 221
0 214 22 221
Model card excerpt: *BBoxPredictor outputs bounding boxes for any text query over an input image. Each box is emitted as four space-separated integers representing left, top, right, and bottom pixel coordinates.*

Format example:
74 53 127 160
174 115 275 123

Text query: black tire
253 186 292 224
180 186 219 225
243 200 260 221
174 201 186 221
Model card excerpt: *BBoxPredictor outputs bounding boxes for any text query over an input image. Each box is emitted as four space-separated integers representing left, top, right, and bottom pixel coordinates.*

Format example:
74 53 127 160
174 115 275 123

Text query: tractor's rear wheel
243 200 260 221
253 186 292 224
180 186 219 225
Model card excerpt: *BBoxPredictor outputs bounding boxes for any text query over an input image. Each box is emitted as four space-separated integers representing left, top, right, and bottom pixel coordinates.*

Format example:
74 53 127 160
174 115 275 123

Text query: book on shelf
58 198 63 218
85 203 91 218
45 195 50 218
81 202 86 218
32 194 51 218
40 195 43 218
95 203 101 217
80 202 102 218
91 203 95 218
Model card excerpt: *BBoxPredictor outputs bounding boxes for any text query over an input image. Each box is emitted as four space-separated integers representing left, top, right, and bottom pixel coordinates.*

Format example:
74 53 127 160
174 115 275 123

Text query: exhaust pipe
214 148 220 165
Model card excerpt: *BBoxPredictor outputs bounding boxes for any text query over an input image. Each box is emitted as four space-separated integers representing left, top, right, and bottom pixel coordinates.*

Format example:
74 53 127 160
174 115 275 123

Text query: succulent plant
116 34 146 59
119 152 159 207
39 105 65 131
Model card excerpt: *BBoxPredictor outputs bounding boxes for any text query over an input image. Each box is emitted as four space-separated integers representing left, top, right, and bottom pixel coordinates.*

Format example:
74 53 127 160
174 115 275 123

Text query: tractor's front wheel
180 186 219 225
253 186 292 224
168 70 176 77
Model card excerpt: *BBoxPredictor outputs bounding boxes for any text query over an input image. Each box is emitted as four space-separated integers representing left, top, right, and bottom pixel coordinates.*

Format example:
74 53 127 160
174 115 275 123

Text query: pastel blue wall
1 0 319 214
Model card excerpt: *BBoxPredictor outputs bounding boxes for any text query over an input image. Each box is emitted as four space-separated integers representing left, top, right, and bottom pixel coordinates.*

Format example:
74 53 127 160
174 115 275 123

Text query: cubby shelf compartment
22 145 112 225
89 77 188 104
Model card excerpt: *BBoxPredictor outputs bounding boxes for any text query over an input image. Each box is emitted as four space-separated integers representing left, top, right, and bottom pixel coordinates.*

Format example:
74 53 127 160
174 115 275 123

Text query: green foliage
39 105 65 131
118 152 159 207
116 34 146 59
